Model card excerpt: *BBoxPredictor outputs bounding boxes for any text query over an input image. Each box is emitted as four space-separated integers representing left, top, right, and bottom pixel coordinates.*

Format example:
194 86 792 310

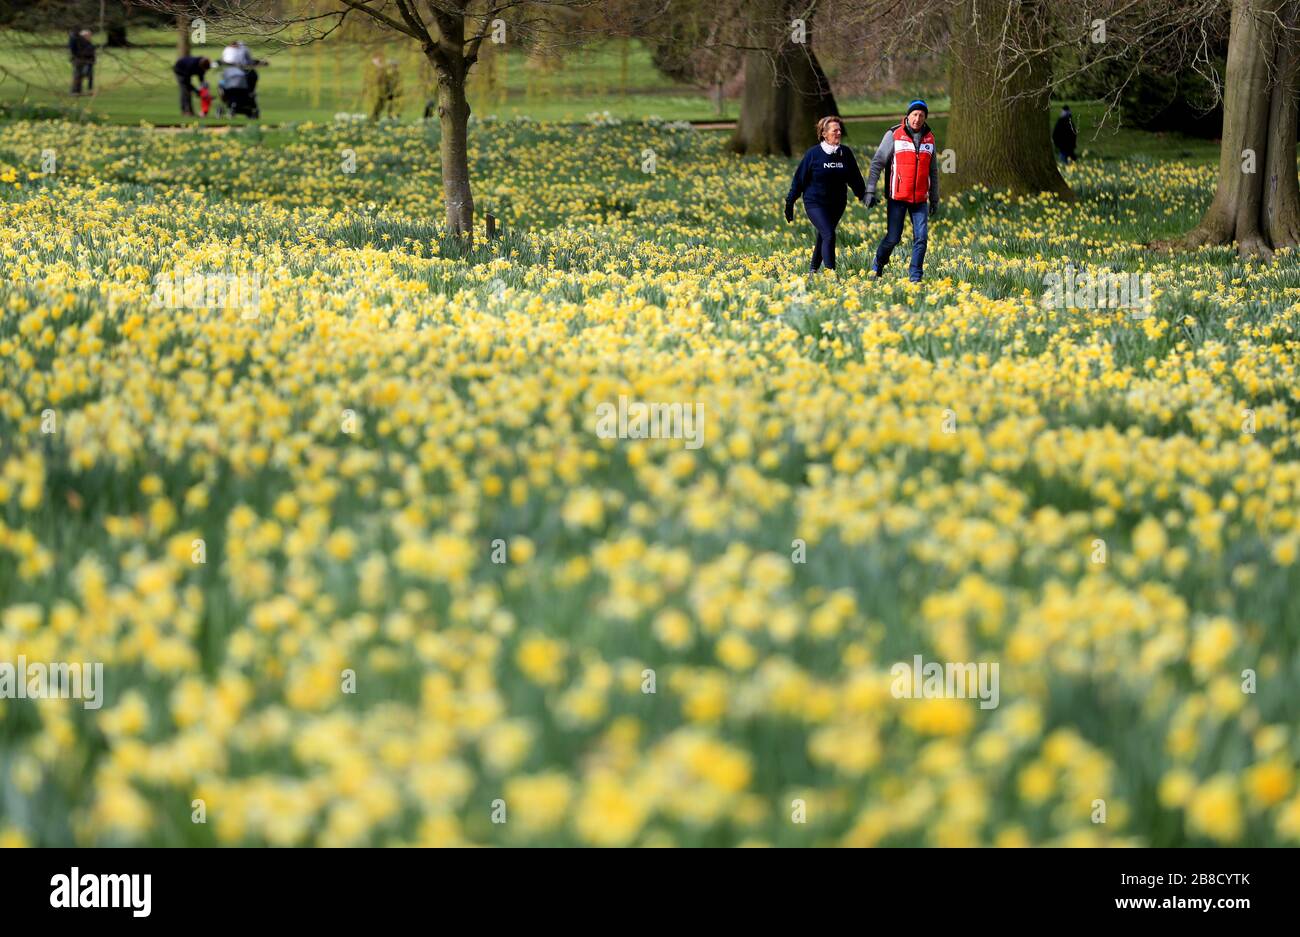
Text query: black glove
784 200 794 223
865 194 878 209
929 200 939 216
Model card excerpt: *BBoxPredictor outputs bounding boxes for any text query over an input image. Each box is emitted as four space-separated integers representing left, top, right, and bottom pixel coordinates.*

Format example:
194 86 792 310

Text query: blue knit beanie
907 99 928 117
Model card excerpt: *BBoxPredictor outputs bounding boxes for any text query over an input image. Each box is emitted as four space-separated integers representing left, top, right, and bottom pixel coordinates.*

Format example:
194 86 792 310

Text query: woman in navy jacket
785 116 867 273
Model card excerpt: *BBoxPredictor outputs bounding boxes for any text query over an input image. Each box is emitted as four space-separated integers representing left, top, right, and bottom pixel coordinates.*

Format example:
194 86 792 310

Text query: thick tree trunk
106 1 130 47
731 1 838 156
947 0 1070 198
786 45 837 152
1188 0 1300 256
177 15 190 59
1190 0 1280 254
733 50 786 155
1264 4 1300 248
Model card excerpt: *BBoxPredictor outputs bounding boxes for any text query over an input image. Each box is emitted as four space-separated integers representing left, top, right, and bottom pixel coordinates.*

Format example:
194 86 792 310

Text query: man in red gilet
865 100 939 283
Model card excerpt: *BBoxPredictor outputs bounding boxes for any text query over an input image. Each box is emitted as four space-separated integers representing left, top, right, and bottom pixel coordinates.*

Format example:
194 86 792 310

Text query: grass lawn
0 28 956 125
0 28 1218 178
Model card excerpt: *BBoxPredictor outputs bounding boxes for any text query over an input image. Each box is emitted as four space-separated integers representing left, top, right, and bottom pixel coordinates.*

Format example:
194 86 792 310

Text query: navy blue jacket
786 143 867 210
173 57 210 88
69 34 96 64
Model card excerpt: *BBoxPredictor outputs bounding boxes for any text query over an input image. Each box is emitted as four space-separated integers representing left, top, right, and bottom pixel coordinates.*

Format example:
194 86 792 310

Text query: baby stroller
218 66 259 118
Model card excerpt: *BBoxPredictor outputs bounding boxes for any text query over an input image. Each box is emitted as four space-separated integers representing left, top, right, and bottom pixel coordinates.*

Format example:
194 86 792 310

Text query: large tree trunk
106 1 130 47
1189 0 1300 256
731 1 838 156
947 0 1070 198
177 14 190 59
734 50 786 155
1264 4 1300 248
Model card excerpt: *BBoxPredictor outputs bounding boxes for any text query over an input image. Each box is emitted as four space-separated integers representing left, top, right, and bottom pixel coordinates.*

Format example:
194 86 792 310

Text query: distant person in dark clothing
69 30 96 95
174 56 212 116
1054 106 1078 162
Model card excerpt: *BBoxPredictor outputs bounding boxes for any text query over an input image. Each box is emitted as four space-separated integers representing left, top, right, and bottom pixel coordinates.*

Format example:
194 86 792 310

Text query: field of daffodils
0 117 1297 846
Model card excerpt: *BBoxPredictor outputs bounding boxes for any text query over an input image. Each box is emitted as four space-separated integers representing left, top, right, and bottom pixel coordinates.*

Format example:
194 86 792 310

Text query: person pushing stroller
218 40 268 118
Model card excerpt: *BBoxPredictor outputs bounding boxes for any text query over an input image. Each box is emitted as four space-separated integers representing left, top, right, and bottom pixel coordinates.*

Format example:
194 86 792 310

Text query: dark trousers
804 200 845 272
371 93 397 121
873 199 929 281
71 61 94 94
178 76 195 114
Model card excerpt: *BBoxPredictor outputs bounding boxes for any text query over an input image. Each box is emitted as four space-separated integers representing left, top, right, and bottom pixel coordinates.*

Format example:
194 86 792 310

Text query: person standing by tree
69 29 96 96
784 116 867 275
865 99 939 283
1053 105 1078 162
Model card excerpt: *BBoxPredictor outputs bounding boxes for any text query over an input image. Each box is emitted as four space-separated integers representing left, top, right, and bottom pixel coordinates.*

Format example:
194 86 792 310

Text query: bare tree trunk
733 49 787 154
731 0 837 156
1264 3 1300 249
106 1 130 47
786 43 836 152
177 14 190 59
1187 0 1300 256
436 75 473 235
424 14 475 240
947 0 1070 198
418 5 476 237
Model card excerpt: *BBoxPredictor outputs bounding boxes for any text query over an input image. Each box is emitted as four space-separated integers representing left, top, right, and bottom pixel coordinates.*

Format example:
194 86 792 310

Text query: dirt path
138 110 950 132
689 111 950 131
151 125 236 133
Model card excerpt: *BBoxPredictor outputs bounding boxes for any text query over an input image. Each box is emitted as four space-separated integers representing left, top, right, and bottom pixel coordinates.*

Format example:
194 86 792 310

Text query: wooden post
486 212 498 239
